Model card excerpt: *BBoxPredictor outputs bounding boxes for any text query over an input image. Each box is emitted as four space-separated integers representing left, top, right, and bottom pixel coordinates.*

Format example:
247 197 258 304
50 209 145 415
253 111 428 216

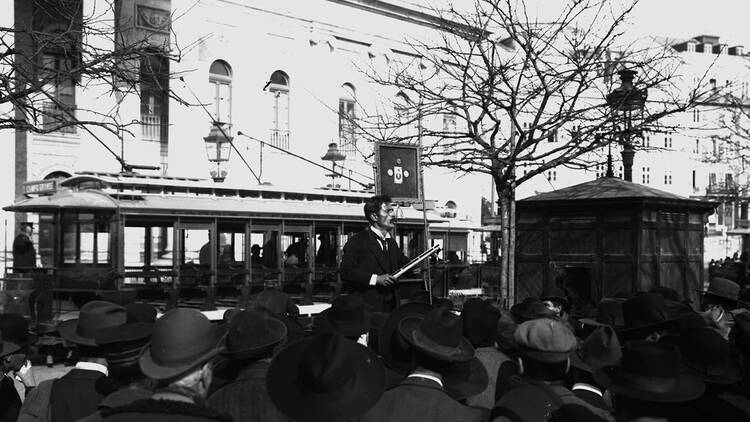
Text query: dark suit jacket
50 368 117 422
340 228 409 312
207 360 291 422
0 375 21 422
361 377 484 422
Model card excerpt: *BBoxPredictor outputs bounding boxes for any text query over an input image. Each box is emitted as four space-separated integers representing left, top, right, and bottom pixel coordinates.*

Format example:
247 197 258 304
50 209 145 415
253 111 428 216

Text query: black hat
698 277 749 309
379 302 433 374
252 288 300 317
314 294 371 338
540 285 568 307
58 301 151 347
510 298 556 322
0 313 37 347
267 333 385 422
440 355 489 400
616 293 679 342
580 298 626 329
223 309 286 360
679 327 744 385
570 325 622 373
0 331 20 358
594 340 705 403
460 298 501 348
139 308 224 380
398 307 475 363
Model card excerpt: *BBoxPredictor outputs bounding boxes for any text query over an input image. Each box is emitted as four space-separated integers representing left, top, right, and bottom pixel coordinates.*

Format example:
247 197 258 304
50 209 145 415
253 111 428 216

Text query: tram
4 172 476 313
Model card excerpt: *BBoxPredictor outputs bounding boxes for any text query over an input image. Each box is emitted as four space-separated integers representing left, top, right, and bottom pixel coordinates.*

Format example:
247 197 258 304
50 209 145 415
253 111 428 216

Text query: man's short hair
364 195 392 224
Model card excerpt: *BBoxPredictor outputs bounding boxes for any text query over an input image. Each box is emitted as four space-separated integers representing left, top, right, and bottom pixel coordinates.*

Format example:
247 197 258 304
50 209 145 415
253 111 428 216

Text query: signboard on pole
374 142 421 203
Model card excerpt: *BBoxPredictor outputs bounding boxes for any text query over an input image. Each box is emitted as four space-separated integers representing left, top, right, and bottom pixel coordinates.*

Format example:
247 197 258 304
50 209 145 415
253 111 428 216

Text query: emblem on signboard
136 4 171 33
386 158 411 185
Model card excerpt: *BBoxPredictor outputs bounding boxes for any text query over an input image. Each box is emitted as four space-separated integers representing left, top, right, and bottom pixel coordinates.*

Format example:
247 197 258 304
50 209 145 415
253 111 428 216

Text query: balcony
269 129 290 150
41 102 77 134
142 114 165 142
706 181 739 196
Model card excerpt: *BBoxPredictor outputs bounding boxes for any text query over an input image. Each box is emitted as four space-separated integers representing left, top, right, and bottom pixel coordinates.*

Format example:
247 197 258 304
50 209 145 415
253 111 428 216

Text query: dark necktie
379 238 389 255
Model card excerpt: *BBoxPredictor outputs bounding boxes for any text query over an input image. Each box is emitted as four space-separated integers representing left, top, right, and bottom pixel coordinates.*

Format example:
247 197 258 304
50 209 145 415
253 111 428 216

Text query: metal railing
269 129 290 149
142 114 162 141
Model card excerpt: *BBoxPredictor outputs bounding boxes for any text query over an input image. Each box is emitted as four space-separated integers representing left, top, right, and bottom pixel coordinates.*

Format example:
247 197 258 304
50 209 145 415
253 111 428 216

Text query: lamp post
606 69 647 182
204 123 233 182
321 142 346 188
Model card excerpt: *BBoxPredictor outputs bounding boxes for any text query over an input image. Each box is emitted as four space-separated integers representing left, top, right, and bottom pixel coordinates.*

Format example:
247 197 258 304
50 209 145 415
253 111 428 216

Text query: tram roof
6 173 448 224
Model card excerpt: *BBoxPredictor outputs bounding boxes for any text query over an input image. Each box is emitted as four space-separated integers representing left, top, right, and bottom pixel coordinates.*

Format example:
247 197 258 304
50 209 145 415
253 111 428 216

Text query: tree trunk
497 183 516 308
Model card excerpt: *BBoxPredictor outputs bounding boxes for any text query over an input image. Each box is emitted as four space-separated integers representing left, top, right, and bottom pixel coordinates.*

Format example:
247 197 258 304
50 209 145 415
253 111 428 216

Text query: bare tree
357 0 711 302
1 0 186 168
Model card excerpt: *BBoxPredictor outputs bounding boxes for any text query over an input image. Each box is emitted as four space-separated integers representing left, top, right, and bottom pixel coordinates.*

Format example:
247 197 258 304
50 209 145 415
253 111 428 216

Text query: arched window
209 60 232 124
339 83 357 157
394 92 416 139
38 23 79 133
268 70 290 149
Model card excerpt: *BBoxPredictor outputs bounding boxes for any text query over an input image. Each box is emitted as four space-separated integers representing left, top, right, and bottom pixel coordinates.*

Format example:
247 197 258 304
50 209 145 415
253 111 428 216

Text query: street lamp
606 69 647 182
204 123 233 182
321 142 346 188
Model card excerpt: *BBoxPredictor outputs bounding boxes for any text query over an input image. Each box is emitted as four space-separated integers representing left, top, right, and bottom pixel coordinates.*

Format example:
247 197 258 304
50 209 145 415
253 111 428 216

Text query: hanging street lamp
204 123 233 182
321 142 346 188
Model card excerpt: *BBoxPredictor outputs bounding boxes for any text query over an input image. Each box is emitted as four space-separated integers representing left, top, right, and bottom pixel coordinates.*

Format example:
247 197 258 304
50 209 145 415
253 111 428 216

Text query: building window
208 60 232 125
693 139 699 154
687 42 695 53
268 70 290 149
726 173 734 188
546 169 557 182
644 135 650 147
394 92 417 139
692 170 697 190
664 171 672 185
595 164 605 179
618 165 623 179
642 167 650 184
664 136 672 149
547 128 558 143
338 83 357 157
38 20 80 134
709 172 717 189
141 53 170 145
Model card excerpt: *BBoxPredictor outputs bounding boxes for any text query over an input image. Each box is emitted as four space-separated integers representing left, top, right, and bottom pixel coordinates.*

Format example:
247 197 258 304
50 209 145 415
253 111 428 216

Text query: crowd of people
0 275 748 421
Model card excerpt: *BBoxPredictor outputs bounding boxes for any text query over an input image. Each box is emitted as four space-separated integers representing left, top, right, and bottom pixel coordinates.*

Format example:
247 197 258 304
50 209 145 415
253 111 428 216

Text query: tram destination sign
374 142 421 203
23 179 57 196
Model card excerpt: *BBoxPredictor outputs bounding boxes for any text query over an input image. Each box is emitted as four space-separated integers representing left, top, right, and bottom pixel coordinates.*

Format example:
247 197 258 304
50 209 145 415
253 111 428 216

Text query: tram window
282 232 309 267
250 230 279 268
62 212 111 264
219 232 245 264
149 227 173 267
63 220 77 264
314 229 338 267
80 222 95 263
184 229 211 265
125 227 145 267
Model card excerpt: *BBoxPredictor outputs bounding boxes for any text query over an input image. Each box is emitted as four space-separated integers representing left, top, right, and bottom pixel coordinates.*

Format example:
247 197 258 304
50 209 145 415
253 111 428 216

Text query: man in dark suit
340 195 410 312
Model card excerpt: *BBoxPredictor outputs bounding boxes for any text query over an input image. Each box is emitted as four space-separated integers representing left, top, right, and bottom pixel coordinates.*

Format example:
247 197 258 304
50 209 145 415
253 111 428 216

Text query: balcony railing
142 114 164 141
707 182 739 196
41 102 77 134
269 129 290 150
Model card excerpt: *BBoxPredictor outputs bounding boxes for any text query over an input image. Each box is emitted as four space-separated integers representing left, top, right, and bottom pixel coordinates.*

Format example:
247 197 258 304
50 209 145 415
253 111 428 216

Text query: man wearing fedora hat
492 318 615 422
207 309 289 421
594 340 705 422
267 332 386 422
18 301 127 422
1 322 23 422
569 326 622 411
99 308 229 422
340 195 413 312
361 307 487 422
313 294 372 346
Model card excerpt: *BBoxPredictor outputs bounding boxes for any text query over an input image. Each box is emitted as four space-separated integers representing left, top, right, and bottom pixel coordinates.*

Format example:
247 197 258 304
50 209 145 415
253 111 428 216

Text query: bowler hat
0 331 20 358
570 325 622 373
267 333 385 422
514 318 577 363
461 298 501 348
579 298 625 329
398 307 475 363
679 327 744 385
223 309 286 360
698 277 749 308
314 294 371 338
379 302 433 374
252 288 299 317
0 313 37 347
58 301 150 346
616 293 680 341
595 340 705 403
139 308 224 380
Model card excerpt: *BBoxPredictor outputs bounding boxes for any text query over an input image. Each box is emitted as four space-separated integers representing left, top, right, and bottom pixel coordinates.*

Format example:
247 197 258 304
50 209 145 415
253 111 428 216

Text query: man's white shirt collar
75 362 108 376
370 225 391 240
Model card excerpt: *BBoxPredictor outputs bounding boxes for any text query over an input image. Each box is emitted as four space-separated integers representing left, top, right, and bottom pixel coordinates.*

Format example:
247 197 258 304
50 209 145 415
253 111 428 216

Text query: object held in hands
391 245 441 279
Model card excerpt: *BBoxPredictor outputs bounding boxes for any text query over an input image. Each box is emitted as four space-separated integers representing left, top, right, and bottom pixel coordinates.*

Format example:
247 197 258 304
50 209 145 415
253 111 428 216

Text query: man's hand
375 274 397 286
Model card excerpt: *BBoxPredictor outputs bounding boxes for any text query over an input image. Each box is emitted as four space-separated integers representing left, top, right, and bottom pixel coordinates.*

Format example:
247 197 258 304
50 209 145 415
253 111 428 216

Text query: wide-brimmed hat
579 298 626 329
594 340 705 403
510 298 556 322
698 277 749 308
0 313 38 347
461 298 501 348
93 302 155 345
0 331 20 358
314 294 371 338
124 302 158 323
223 309 286 360
514 318 577 363
379 302 433 374
252 288 299 317
58 301 150 346
139 308 225 380
398 307 475 363
570 325 622 373
267 332 385 422
679 327 744 385
616 293 680 342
